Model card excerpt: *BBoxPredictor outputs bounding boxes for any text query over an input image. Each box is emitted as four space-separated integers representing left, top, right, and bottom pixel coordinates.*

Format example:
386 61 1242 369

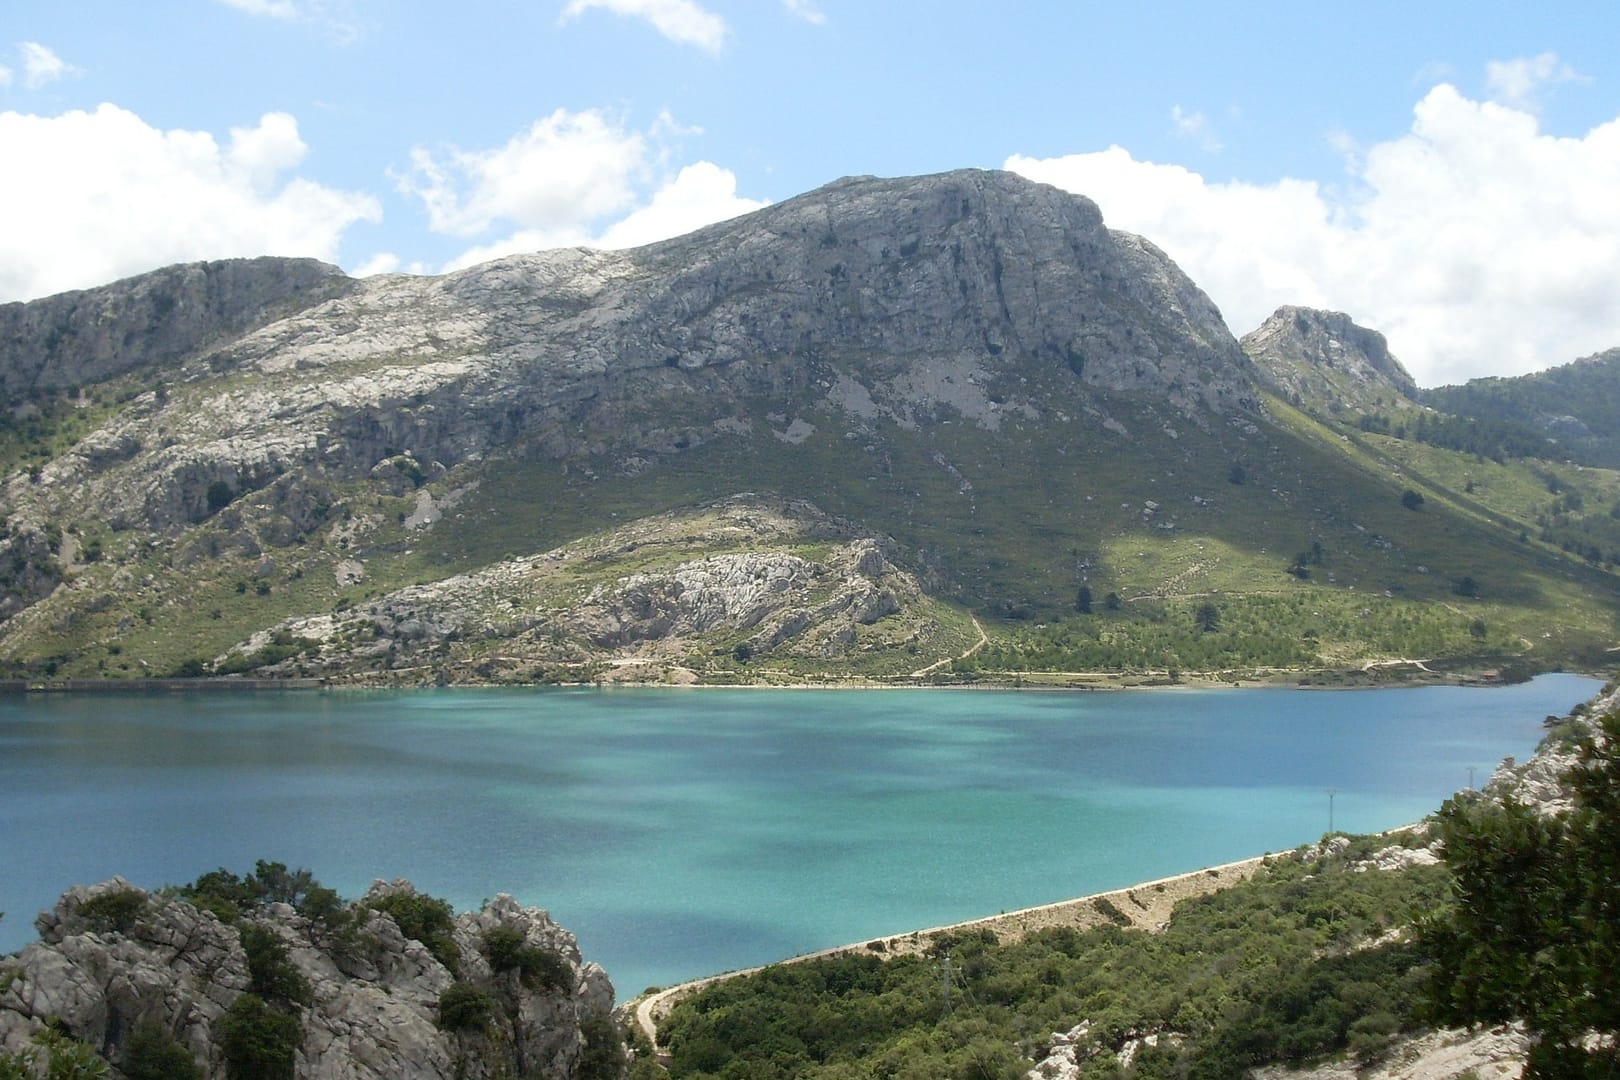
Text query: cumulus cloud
558 0 727 53
0 105 380 301
1009 80 1620 386
1485 51 1585 112
402 108 767 271
399 108 647 238
597 161 768 248
18 43 79 89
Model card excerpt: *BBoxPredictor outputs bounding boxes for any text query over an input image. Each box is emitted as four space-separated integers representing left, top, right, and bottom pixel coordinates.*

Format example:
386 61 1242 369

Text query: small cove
0 674 1601 995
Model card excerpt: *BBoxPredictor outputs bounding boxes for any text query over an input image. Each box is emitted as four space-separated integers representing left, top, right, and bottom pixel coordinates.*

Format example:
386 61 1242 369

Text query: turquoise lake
0 674 1601 996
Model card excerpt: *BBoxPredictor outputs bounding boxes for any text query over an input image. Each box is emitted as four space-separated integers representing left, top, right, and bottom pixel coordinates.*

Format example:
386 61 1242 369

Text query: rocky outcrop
1479 681 1619 815
0 257 350 400
214 498 932 681
1242 306 1418 412
0 877 621 1080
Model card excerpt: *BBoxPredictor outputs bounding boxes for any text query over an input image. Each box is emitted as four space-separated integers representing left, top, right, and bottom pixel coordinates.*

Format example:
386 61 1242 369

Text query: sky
2 2 1619 387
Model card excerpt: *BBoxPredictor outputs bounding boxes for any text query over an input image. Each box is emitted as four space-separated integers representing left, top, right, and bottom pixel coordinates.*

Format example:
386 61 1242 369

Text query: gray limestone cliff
6 170 1257 536
0 257 350 400
1242 306 1418 412
0 878 622 1079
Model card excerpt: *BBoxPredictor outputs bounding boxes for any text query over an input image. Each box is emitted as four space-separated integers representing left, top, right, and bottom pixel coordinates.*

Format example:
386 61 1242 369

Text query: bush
218 995 301 1080
239 924 312 1007
575 1011 628 1080
123 1021 204 1080
482 926 573 993
365 891 460 972
77 888 145 934
1400 489 1425 510
436 981 498 1033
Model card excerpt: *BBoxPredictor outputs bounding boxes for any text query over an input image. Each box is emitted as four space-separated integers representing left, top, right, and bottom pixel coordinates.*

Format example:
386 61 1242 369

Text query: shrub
481 926 573 993
122 1021 203 1080
575 1011 628 1080
77 888 146 934
365 891 460 972
239 924 312 1007
436 981 498 1033
1400 489 1425 510
218 995 301 1080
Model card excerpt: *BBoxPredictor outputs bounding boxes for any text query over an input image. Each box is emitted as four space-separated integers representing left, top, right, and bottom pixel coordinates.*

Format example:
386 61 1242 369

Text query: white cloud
0 104 380 302
406 109 768 273
399 108 647 237
559 0 727 54
440 161 769 272
1485 51 1584 112
1170 105 1220 153
598 161 768 248
351 252 401 277
783 0 826 25
1009 83 1620 386
19 43 78 89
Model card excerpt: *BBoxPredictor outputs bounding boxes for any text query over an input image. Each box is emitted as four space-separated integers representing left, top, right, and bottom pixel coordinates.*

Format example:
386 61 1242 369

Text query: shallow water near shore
0 674 1600 994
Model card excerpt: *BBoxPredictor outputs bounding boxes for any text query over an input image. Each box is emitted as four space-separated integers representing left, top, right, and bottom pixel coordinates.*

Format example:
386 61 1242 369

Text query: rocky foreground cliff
0 875 624 1079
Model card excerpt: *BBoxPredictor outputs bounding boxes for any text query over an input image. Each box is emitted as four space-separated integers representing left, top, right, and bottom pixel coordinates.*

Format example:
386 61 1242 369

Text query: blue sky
3 1 1619 386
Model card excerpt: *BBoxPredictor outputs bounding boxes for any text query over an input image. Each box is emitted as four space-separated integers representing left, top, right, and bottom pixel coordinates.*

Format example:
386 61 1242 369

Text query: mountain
1 169 1616 684
1241 305 1418 413
1423 348 1620 467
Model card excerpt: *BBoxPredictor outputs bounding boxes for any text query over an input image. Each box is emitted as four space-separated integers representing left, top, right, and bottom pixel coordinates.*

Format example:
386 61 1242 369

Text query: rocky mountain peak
1241 305 1417 411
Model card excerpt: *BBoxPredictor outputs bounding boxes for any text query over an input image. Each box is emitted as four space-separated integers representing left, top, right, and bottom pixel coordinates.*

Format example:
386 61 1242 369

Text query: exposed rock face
1242 306 1419 411
0 878 619 1080
1482 681 1619 815
0 257 350 399
8 170 1257 536
221 498 931 682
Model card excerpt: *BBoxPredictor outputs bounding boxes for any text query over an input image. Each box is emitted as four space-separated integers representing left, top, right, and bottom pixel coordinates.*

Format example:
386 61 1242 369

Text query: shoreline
631 849 1284 1047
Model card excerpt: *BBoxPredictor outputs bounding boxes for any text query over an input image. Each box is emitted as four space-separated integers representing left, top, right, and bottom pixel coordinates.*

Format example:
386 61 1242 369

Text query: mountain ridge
1 168 1616 683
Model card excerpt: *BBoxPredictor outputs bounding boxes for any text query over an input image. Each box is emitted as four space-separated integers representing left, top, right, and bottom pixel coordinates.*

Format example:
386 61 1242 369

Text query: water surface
0 675 1599 994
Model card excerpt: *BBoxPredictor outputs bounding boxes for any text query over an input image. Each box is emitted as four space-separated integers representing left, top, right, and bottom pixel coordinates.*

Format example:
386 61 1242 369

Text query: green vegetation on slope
1422 350 1620 468
657 837 1446 1080
1420 708 1620 1078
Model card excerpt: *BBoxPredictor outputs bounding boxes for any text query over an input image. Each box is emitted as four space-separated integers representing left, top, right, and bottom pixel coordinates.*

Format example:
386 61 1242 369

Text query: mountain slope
0 170 1615 683
1423 348 1620 467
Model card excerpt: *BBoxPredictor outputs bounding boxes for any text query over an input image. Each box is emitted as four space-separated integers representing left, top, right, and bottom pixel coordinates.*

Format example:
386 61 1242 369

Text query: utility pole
1468 765 1476 790
941 952 953 1017
1327 789 1337 835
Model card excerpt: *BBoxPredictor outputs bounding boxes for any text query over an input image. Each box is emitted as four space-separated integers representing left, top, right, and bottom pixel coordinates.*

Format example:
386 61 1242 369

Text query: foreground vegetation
657 836 1446 1080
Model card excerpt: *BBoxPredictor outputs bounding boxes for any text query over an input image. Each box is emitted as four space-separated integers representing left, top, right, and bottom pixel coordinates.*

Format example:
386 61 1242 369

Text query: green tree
1420 710 1620 1077
1074 586 1092 614
1194 602 1221 633
218 994 301 1080
122 1022 204 1080
1400 489 1425 511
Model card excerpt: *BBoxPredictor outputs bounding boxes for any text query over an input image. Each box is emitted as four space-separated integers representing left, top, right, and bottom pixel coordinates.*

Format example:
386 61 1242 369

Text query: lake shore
630 849 1278 1047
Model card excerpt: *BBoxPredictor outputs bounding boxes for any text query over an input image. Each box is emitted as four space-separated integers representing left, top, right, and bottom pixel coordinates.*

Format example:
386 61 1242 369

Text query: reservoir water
0 674 1601 995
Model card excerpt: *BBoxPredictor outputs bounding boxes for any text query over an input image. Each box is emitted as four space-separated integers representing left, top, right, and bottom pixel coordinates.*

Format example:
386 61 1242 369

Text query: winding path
909 616 988 677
